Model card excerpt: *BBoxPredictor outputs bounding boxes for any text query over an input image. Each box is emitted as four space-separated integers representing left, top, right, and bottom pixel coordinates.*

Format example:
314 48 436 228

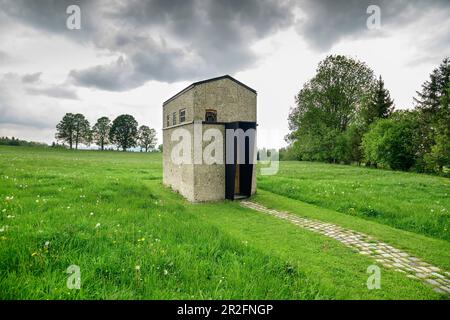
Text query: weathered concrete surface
163 77 257 202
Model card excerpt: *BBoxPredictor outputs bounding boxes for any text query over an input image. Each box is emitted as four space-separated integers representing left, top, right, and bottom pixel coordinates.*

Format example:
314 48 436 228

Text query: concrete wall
193 78 256 123
163 87 194 129
162 123 195 201
162 87 195 200
193 123 225 202
162 77 257 202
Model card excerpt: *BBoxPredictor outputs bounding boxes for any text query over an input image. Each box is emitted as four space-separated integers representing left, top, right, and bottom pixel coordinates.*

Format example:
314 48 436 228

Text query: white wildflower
95 223 101 228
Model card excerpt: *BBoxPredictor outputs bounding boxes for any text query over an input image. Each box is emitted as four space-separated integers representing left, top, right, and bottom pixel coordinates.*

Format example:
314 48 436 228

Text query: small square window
179 109 186 123
205 109 217 122
172 112 176 126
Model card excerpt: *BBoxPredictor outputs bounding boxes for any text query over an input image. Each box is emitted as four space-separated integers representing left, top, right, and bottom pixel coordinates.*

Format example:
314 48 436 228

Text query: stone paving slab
241 200 450 296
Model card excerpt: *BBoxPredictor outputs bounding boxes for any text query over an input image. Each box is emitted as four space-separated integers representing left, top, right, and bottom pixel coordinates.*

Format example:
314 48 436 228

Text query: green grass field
0 146 449 299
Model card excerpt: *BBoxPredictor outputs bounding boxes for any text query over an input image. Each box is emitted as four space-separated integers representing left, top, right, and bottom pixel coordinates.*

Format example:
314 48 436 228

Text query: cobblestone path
241 200 450 295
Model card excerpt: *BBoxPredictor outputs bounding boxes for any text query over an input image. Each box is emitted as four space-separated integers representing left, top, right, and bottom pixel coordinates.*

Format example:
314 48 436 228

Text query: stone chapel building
162 75 257 202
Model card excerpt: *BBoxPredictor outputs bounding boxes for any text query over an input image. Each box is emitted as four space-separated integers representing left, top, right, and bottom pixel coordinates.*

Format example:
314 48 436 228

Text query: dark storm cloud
26 86 79 100
0 0 294 90
0 0 96 41
22 72 42 83
0 73 58 129
296 0 450 51
68 0 295 90
19 72 79 99
1 0 449 91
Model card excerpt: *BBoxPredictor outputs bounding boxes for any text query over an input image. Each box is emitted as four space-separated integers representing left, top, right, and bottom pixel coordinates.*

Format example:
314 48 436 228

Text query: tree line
0 136 48 148
55 113 158 152
284 55 449 176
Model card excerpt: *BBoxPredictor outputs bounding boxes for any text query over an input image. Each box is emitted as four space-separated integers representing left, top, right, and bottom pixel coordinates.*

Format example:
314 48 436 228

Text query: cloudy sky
0 0 449 149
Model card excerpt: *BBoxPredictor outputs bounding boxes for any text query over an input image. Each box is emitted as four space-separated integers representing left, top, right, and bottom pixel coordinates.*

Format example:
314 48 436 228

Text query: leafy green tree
334 123 365 165
55 113 90 149
137 125 157 152
92 116 111 150
362 112 419 171
424 127 450 175
55 113 76 149
287 55 376 163
414 57 450 113
363 76 394 125
109 114 138 151
423 86 450 174
278 145 300 161
73 113 91 149
413 57 450 173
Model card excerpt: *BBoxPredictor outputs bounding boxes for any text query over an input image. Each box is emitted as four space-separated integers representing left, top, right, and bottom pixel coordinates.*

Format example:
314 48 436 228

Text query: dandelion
90 212 94 216
95 223 101 228
44 241 50 247
135 265 140 271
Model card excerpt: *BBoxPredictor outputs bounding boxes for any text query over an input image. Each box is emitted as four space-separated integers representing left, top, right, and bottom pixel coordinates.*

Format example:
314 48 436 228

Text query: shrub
362 113 419 171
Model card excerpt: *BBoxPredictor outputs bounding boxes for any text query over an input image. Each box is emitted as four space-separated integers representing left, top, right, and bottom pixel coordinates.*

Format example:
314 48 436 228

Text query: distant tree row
285 55 449 176
55 114 157 152
0 136 48 147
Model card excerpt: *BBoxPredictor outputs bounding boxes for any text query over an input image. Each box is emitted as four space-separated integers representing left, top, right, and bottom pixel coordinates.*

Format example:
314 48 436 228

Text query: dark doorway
234 160 240 195
225 121 257 200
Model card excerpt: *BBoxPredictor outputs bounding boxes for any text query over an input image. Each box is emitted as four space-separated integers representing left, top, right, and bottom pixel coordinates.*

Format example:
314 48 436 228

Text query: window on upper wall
166 114 170 127
172 112 176 125
205 109 217 122
179 108 186 123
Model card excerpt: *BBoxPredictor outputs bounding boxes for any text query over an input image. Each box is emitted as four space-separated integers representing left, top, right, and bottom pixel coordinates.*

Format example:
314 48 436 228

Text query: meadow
0 146 449 299
258 162 450 241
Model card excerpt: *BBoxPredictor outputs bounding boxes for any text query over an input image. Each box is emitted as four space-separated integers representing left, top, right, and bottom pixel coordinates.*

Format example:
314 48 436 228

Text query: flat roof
163 75 257 106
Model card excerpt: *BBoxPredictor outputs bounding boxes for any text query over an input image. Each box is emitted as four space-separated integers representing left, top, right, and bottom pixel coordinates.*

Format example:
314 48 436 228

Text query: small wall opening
205 109 217 122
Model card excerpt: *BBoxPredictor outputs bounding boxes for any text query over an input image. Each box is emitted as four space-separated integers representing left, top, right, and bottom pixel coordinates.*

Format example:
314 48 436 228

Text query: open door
234 161 240 195
225 121 256 200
